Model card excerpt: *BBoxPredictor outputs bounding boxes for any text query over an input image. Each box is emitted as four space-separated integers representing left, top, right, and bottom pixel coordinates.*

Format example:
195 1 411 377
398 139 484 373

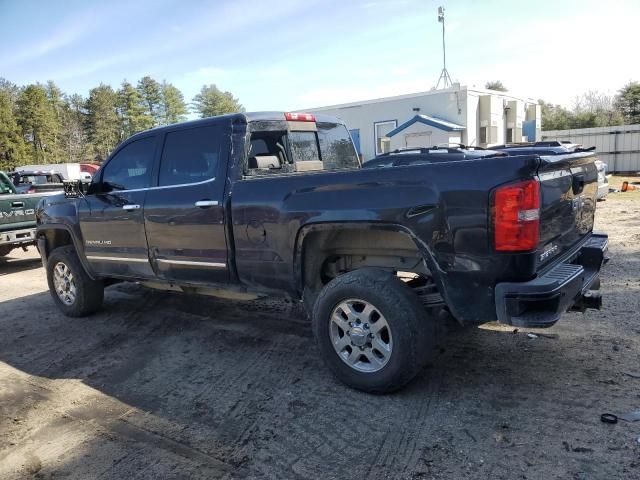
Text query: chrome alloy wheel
53 262 77 306
329 299 393 373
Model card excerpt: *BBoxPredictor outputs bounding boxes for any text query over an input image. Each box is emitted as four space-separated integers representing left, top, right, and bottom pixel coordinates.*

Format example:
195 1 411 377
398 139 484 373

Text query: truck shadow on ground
0 254 42 276
2 281 635 479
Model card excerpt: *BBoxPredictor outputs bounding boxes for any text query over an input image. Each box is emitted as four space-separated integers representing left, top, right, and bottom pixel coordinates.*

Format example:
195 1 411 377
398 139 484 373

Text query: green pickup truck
0 171 47 257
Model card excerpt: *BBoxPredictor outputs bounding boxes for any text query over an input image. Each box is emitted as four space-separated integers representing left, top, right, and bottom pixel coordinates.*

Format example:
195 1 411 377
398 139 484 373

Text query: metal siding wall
542 124 640 172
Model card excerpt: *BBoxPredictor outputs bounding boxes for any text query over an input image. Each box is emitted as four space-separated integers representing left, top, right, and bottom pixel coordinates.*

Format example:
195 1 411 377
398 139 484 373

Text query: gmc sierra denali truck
0 171 49 257
36 112 608 392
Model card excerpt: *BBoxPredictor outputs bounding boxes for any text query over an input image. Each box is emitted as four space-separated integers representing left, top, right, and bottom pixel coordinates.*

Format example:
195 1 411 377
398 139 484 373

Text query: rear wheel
312 268 436 393
46 246 104 317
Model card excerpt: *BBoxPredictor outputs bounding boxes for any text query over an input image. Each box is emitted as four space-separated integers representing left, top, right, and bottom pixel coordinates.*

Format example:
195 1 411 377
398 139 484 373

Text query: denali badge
540 243 559 262
86 240 112 245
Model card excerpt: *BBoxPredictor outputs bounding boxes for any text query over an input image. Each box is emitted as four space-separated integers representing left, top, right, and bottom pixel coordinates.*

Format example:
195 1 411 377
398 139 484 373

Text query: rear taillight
493 179 540 251
27 186 36 193
285 112 315 122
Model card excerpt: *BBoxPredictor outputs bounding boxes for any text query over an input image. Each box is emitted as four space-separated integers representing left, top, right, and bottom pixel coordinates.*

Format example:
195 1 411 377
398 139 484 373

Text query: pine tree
0 78 21 109
45 80 65 162
0 90 27 170
160 81 187 125
136 76 163 126
86 84 120 161
16 84 60 163
192 84 244 118
117 80 151 138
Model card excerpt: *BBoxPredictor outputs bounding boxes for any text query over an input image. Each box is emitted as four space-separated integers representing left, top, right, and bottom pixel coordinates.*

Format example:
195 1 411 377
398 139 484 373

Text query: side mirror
63 180 87 198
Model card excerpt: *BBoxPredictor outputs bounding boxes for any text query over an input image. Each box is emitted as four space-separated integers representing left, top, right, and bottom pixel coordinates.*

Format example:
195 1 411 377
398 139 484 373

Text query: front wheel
46 246 104 317
312 268 435 393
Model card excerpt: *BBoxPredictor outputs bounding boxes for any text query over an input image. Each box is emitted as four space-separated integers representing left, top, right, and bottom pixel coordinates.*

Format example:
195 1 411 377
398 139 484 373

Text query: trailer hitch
569 290 602 313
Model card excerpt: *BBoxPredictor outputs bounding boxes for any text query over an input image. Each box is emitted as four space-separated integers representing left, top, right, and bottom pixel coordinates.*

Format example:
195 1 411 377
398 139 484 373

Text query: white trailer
15 163 91 181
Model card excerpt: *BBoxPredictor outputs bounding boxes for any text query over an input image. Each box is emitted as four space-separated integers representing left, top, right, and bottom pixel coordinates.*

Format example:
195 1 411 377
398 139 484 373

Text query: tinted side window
159 126 222 186
101 137 155 191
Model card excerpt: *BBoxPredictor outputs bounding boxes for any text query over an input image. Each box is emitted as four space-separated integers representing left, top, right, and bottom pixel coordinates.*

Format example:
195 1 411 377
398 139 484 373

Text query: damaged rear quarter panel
229 154 541 324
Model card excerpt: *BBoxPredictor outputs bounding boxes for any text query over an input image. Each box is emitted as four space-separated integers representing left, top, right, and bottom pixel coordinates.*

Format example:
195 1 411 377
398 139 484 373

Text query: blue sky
2 0 639 111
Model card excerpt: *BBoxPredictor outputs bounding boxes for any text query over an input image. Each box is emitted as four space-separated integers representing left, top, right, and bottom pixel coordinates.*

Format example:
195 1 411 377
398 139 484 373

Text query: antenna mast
435 6 453 89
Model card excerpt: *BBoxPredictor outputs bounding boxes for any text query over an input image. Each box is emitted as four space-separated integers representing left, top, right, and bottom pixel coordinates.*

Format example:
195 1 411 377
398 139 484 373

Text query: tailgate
536 152 598 269
0 194 39 232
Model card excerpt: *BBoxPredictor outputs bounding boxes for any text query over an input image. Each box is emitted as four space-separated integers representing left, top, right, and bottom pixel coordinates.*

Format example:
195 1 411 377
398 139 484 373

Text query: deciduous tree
485 80 507 92
615 81 640 124
60 94 90 163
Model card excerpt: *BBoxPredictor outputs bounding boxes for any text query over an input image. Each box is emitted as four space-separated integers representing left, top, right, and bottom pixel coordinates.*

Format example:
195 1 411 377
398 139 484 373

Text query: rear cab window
246 118 360 176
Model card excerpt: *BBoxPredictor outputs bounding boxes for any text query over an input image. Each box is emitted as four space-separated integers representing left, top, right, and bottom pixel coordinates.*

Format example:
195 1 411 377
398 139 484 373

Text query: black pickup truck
36 112 608 392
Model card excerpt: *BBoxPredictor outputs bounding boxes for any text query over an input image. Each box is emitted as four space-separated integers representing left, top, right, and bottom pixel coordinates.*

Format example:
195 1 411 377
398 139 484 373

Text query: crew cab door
143 124 229 284
79 135 157 278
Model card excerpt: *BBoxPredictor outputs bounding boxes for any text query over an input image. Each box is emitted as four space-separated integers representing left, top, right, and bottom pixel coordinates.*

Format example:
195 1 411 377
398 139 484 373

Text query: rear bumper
495 233 608 328
0 227 37 247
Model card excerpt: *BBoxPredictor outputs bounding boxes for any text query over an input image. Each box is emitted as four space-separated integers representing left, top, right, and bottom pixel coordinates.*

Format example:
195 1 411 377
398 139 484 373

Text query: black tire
46 245 104 317
312 268 436 393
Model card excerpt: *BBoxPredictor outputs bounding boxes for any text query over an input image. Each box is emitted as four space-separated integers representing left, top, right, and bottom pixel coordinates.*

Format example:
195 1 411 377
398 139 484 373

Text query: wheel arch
37 224 96 280
294 222 446 303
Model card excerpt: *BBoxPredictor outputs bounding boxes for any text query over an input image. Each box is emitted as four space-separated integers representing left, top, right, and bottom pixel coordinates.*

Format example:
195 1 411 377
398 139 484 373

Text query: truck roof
128 111 346 141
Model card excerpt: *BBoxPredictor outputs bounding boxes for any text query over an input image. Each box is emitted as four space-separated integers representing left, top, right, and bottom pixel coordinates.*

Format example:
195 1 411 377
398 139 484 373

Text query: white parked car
595 160 608 200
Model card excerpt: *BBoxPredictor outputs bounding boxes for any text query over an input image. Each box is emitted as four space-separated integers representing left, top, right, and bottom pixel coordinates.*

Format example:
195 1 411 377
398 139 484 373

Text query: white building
307 84 541 161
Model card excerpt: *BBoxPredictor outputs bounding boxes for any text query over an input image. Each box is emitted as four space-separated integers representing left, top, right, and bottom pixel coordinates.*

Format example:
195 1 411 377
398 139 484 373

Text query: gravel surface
0 185 639 479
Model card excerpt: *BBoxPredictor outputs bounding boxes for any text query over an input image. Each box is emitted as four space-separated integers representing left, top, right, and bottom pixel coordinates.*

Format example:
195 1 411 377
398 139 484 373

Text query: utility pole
435 6 453 89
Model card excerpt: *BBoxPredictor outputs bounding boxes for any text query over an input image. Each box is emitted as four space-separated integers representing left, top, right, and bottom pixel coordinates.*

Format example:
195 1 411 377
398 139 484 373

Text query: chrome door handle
195 200 218 208
122 204 140 211
11 201 24 208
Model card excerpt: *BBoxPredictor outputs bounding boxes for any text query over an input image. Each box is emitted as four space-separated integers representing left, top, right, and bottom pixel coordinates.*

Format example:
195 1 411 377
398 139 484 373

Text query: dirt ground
1 180 639 479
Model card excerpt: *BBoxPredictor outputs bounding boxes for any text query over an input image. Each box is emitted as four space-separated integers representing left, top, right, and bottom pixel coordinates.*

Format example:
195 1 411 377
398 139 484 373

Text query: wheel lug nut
364 324 369 329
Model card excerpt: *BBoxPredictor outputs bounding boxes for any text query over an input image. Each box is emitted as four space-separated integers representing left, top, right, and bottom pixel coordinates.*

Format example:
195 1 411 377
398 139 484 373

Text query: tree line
0 77 244 170
486 80 640 131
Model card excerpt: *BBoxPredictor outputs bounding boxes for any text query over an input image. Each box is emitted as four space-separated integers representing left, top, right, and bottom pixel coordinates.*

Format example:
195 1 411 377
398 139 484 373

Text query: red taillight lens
493 179 540 251
27 186 36 193
285 112 315 122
